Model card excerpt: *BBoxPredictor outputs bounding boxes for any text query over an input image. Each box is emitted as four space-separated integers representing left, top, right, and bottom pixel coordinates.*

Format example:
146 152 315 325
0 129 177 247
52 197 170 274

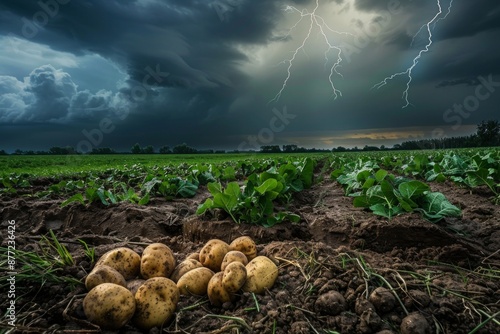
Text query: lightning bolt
270 0 351 103
373 0 454 108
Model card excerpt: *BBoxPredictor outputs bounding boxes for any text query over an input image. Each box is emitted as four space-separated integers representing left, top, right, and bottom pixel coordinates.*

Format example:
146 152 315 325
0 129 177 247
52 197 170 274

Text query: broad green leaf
224 182 241 198
331 169 344 180
369 203 391 218
380 180 397 203
362 178 375 190
398 181 429 200
207 182 222 195
365 185 387 205
375 169 388 182
255 178 278 194
213 193 237 212
177 180 198 198
416 192 462 222
222 166 236 181
465 169 495 188
143 178 161 193
353 195 370 208
356 170 371 182
300 158 314 189
289 179 303 192
196 198 213 214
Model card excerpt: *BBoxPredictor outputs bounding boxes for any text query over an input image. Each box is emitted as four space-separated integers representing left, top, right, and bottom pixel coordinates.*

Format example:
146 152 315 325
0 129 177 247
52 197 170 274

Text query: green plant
78 239 96 263
332 161 462 221
41 230 74 267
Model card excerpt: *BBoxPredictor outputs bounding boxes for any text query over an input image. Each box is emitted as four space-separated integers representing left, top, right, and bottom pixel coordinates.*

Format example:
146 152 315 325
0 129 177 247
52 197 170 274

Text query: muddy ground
1 175 499 333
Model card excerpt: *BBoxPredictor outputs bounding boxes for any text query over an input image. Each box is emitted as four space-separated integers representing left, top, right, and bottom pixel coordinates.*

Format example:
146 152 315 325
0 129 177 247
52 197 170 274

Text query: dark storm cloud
0 0 298 130
0 65 126 123
0 0 285 89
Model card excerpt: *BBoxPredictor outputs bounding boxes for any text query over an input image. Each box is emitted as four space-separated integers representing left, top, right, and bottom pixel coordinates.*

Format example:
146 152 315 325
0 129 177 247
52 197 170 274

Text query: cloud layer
0 0 499 151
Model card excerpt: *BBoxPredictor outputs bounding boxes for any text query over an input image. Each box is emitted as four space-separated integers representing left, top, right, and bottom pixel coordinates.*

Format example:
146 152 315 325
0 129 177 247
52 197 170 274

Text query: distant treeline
1 120 498 156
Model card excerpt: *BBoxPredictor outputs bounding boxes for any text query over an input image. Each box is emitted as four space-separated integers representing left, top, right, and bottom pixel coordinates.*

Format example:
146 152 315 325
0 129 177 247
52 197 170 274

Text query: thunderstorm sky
0 0 499 152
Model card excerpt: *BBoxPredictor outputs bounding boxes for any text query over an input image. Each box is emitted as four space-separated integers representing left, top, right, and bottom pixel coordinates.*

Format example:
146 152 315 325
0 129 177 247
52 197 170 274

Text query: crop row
329 148 500 204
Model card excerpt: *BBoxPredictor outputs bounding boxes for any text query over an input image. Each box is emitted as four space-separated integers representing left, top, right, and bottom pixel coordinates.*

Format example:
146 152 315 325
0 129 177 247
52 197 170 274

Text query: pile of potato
82 236 278 330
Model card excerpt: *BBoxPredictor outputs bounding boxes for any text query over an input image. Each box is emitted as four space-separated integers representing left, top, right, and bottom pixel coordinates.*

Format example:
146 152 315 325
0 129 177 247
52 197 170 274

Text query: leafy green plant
333 162 462 221
197 180 299 227
197 158 314 226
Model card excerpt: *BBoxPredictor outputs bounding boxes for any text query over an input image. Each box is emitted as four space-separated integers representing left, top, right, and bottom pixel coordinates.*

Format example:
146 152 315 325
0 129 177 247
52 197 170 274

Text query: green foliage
332 158 462 221
197 158 314 227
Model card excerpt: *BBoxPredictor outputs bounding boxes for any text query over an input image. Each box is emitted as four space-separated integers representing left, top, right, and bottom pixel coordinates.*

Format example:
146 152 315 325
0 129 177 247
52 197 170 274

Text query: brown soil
1 177 499 334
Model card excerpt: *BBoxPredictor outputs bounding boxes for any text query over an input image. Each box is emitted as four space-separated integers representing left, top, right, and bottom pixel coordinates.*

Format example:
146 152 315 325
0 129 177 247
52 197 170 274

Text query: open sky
1 0 499 152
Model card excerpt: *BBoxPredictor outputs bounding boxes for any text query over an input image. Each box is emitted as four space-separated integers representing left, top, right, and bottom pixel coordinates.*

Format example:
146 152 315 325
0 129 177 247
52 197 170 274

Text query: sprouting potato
229 236 257 261
133 277 180 330
83 283 136 330
242 256 278 294
140 243 176 279
177 267 214 295
222 261 247 293
207 272 234 306
199 239 230 272
220 250 248 271
95 247 141 280
170 258 203 282
85 265 126 291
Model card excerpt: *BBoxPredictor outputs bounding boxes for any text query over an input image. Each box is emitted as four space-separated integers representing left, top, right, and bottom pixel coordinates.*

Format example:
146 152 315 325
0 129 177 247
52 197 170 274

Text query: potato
229 236 257 261
133 277 180 330
207 272 234 306
221 250 248 271
170 258 203 282
95 247 141 280
222 261 247 293
199 239 230 272
126 279 146 295
242 256 278 294
85 265 126 291
140 243 176 279
83 283 136 330
177 267 214 295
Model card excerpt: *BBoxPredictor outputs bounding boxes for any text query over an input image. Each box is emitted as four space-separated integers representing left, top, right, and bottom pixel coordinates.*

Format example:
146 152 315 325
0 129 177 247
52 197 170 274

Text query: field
1 149 499 334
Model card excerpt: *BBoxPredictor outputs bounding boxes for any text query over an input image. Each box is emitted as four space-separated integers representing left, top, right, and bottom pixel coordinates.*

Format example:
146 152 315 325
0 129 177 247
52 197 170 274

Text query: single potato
170 258 203 282
229 236 257 261
221 250 248 271
207 272 234 306
222 261 247 293
242 256 278 294
133 277 180 330
83 283 136 330
177 267 214 295
199 239 230 272
95 247 141 280
140 243 176 279
85 265 126 291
